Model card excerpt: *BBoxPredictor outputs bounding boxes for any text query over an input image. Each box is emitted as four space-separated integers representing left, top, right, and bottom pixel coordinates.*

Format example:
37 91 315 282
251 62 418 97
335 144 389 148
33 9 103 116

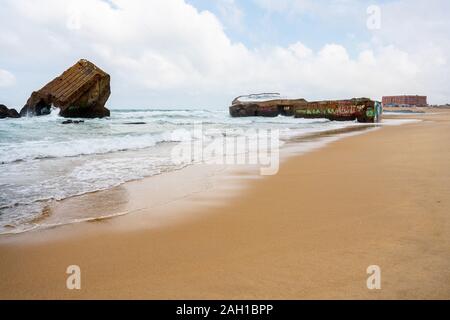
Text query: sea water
0 108 360 234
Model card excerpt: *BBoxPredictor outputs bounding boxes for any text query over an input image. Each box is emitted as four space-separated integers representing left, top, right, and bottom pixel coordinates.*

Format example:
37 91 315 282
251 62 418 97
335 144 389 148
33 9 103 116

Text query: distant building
382 95 428 107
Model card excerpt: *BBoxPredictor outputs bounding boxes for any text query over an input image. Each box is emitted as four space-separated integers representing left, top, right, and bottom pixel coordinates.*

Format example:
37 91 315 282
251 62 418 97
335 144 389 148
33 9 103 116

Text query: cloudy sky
0 0 449 109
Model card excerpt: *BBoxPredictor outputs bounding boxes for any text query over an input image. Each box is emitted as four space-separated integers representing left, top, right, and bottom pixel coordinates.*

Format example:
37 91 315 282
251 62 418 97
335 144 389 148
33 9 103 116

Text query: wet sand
1 110 450 299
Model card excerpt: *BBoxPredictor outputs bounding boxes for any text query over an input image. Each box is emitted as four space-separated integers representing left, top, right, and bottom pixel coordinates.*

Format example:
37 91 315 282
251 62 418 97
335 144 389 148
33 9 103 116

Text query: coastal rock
20 59 111 118
0 104 21 119
62 120 85 124
123 122 147 125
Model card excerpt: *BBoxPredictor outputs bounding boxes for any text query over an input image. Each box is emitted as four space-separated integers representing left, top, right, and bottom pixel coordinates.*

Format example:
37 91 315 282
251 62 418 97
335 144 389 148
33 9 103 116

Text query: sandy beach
1 110 450 299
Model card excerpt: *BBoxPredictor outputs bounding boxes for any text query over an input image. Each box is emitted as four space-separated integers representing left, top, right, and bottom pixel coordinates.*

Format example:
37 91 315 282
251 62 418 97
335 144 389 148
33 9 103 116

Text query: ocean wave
0 108 361 234
0 155 188 234
0 132 183 164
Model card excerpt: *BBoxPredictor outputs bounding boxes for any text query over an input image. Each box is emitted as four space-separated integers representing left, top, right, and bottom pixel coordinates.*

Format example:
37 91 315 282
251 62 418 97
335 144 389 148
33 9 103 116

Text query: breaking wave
0 132 181 164
0 108 358 234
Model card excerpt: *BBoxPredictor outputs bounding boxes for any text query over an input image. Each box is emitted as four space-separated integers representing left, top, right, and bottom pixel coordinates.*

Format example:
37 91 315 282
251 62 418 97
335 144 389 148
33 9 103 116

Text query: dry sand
1 110 450 299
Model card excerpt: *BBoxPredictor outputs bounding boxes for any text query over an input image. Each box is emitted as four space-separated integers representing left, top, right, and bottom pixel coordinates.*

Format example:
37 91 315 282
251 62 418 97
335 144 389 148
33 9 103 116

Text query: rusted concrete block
229 94 382 123
20 59 111 118
294 98 382 123
229 94 307 118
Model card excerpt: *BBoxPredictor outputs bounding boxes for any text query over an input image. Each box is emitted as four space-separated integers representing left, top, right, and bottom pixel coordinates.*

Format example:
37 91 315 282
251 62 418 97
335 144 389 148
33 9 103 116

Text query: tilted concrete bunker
20 59 111 118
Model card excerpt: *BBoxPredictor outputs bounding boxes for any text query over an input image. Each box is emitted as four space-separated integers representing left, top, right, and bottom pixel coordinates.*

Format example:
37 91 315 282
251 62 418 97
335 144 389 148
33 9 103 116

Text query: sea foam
0 108 360 234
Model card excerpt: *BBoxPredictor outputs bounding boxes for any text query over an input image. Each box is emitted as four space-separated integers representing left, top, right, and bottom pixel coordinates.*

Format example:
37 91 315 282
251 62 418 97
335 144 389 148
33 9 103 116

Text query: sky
0 0 449 109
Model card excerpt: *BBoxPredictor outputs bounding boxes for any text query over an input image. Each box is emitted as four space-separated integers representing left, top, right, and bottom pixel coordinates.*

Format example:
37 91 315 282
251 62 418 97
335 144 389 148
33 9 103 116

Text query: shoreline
1 110 450 299
0 120 383 237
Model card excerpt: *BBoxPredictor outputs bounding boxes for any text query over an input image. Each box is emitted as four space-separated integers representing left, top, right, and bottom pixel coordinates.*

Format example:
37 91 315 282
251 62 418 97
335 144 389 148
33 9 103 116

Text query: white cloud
252 0 362 18
217 0 244 30
0 0 449 106
369 0 450 103
252 0 313 14
0 69 16 87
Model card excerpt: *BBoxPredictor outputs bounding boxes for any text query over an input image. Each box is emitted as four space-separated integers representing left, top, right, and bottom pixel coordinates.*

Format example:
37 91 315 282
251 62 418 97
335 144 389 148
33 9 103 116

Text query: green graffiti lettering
366 109 374 117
